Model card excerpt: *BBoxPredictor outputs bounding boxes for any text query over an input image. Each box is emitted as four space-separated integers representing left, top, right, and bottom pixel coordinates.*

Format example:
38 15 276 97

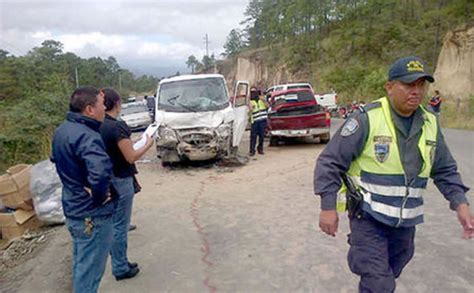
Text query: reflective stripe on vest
336 97 438 227
251 100 268 123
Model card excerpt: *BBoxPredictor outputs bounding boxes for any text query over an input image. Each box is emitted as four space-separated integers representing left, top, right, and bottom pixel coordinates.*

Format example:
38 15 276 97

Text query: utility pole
203 33 210 57
75 67 79 88
118 71 123 91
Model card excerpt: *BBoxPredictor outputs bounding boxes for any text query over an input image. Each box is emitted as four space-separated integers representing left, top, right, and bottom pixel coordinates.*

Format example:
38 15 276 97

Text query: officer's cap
388 56 434 84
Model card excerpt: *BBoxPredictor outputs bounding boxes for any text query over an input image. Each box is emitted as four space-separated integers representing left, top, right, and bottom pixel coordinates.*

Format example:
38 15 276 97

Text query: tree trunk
432 0 445 67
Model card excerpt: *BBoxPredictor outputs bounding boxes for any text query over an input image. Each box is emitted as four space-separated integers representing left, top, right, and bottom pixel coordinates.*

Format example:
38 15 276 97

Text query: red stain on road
190 181 217 293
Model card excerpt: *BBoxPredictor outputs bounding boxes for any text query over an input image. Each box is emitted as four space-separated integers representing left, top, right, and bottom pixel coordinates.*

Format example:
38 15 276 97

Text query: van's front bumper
269 127 330 137
156 126 231 162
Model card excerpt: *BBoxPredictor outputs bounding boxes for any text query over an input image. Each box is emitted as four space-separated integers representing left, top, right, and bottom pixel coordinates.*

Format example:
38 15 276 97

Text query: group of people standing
52 87 153 292
50 56 470 293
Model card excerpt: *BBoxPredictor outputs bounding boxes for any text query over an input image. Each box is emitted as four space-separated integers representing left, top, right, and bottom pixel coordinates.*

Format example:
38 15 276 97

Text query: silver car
120 102 152 131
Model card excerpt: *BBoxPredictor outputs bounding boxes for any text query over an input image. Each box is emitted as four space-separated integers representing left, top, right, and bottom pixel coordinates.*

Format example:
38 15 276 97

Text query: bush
321 64 387 103
0 92 68 172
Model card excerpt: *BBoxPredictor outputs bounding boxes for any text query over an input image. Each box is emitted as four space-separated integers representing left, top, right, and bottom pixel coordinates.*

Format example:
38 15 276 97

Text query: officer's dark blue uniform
315 106 469 292
249 89 268 155
313 56 470 292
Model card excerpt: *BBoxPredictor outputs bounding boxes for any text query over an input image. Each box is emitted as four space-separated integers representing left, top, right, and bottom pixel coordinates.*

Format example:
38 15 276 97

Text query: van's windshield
158 77 229 112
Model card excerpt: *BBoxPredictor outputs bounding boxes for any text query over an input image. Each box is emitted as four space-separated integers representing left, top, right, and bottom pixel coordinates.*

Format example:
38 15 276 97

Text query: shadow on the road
161 154 249 171
268 137 327 150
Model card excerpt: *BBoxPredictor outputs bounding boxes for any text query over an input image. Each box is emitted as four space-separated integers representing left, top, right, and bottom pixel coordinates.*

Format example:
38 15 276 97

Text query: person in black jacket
100 88 153 281
52 86 115 293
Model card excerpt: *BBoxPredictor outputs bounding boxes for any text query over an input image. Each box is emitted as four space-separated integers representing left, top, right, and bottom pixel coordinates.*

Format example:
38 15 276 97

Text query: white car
154 74 249 164
314 91 338 111
120 102 152 131
265 82 313 99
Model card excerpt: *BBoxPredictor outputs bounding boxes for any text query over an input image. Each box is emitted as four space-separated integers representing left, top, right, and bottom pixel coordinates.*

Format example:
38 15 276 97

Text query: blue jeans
348 212 415 293
110 176 135 276
250 120 267 154
66 215 113 293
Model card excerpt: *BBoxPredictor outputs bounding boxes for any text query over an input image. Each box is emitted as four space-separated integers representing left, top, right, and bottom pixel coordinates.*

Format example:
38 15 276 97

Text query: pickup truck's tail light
325 112 331 127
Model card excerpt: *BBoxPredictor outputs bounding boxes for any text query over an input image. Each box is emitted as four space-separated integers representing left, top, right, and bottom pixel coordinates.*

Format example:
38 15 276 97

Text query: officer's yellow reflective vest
250 99 268 124
337 97 438 227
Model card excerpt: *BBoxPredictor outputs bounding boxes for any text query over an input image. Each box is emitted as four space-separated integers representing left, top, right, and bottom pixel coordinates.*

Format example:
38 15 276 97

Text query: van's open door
232 81 249 147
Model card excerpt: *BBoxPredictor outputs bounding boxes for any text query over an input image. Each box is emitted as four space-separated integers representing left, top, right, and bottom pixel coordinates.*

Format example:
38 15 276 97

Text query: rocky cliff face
431 25 473 99
219 25 474 100
217 48 302 94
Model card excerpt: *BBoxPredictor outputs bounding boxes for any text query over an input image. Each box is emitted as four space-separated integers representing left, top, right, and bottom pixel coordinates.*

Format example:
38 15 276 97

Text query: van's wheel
269 136 279 146
319 133 331 144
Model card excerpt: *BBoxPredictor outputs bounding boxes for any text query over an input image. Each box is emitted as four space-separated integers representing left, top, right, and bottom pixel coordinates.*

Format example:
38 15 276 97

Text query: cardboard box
0 164 33 210
0 210 42 240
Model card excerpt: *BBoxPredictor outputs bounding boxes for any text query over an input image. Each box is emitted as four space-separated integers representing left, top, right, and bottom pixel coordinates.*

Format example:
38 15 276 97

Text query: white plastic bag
30 160 65 224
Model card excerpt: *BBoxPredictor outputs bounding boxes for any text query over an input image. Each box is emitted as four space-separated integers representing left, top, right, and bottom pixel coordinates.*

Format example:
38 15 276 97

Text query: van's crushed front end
154 74 248 164
155 123 232 162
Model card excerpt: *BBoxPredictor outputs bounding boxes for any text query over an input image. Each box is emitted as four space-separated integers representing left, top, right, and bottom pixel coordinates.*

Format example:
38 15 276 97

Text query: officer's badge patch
374 136 392 163
407 60 424 72
341 118 359 137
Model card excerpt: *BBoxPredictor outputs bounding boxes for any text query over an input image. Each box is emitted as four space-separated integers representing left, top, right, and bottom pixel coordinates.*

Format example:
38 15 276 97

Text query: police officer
249 86 269 156
314 56 473 292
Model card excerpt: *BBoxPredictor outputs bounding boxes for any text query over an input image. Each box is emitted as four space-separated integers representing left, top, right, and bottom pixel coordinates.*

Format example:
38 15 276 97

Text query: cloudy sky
0 0 248 76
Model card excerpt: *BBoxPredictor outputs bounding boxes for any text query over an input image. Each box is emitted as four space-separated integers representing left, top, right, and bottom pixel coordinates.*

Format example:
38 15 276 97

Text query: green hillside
225 0 473 101
0 41 159 172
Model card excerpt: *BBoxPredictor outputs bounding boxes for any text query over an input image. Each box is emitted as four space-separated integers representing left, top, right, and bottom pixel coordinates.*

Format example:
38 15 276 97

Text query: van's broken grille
181 133 213 145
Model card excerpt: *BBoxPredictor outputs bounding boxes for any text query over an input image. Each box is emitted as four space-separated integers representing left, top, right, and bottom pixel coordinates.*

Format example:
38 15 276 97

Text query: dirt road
3 120 474 292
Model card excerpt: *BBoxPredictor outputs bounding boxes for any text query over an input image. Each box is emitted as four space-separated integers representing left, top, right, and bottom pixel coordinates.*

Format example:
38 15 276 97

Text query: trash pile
30 160 64 225
0 164 42 249
0 160 64 250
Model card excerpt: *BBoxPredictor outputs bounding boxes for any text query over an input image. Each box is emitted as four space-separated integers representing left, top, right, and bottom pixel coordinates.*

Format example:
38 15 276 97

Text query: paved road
99 120 473 292
8 119 474 292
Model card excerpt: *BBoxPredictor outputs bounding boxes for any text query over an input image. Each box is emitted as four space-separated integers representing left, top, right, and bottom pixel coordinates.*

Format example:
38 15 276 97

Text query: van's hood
155 106 234 129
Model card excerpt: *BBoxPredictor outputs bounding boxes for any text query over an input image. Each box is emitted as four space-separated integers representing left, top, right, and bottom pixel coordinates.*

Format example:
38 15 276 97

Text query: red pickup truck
267 88 331 146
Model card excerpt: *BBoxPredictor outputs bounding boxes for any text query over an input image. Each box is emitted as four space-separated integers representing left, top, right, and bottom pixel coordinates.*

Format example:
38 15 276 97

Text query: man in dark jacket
52 86 116 293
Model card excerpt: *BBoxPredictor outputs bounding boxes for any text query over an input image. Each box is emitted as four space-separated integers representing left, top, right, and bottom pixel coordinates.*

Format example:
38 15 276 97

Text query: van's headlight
215 123 232 138
156 127 178 147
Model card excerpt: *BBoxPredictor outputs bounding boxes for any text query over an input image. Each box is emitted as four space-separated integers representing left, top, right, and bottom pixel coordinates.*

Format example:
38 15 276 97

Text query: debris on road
0 226 57 272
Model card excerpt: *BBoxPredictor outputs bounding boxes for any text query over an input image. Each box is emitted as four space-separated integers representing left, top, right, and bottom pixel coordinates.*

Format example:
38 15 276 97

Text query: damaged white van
154 74 249 165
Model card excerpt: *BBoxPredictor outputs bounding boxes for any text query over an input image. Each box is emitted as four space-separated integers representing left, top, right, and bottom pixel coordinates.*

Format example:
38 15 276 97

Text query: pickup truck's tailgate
268 105 329 130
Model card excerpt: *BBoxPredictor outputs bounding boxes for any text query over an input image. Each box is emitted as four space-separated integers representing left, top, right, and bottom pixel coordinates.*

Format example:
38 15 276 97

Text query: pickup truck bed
267 89 331 145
